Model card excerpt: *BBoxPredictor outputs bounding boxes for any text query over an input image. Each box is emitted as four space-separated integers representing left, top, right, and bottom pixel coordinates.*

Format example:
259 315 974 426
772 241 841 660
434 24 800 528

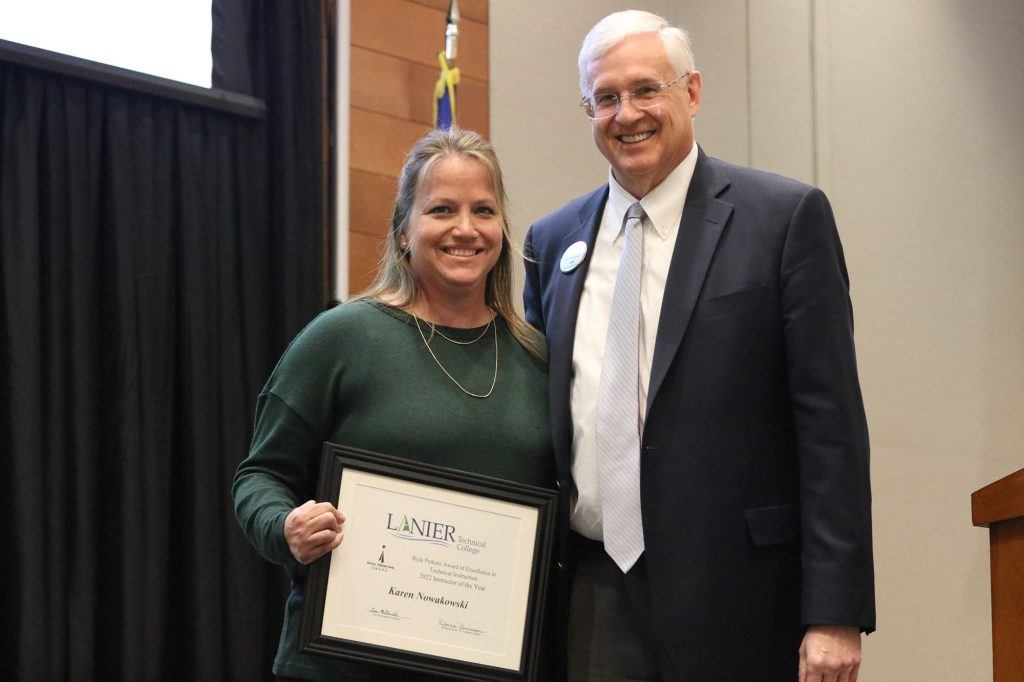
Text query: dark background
1 1 332 678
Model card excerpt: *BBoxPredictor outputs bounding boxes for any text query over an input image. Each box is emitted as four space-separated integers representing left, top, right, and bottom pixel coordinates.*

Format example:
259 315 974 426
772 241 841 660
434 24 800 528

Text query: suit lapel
547 185 607 458
646 152 733 416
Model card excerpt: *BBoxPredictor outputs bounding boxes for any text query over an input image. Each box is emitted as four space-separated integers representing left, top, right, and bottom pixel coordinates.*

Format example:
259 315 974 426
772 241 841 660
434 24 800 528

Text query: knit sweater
233 300 555 679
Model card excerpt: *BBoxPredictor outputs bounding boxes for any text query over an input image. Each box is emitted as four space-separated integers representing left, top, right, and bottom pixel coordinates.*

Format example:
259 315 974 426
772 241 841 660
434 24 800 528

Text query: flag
433 51 459 129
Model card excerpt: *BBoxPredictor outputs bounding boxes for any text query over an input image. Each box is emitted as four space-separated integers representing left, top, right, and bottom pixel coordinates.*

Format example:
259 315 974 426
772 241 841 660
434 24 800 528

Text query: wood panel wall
348 0 489 295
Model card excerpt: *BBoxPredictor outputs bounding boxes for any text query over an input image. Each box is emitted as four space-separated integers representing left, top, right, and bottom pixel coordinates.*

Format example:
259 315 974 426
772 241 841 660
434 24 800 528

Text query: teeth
444 248 478 256
620 131 654 143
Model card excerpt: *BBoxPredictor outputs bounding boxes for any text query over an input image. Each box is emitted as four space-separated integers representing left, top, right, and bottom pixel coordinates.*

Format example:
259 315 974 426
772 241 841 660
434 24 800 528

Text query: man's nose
614 96 644 123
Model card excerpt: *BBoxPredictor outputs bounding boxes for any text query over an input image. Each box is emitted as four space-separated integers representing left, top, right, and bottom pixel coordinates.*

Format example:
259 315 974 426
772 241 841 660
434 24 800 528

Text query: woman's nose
450 209 475 234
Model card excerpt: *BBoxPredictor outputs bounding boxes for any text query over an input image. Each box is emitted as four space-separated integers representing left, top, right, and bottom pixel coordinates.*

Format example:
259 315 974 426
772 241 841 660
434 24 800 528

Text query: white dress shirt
569 141 699 541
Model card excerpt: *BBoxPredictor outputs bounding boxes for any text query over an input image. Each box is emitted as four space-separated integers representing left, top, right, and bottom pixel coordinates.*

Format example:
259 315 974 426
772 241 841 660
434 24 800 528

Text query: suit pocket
745 503 800 547
695 284 765 320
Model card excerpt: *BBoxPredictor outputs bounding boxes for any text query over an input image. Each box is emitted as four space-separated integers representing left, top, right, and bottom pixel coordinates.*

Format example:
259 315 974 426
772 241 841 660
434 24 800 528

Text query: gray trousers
567 534 680 681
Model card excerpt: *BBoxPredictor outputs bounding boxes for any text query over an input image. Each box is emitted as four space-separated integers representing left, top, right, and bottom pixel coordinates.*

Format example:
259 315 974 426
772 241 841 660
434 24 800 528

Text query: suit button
557 561 566 572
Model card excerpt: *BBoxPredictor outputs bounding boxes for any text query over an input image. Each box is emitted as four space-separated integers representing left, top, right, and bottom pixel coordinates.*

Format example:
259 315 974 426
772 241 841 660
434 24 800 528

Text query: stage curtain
0 1 328 678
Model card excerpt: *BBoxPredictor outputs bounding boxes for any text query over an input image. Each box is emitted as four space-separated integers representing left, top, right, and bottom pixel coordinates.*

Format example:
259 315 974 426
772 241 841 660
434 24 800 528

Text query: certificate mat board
300 444 557 681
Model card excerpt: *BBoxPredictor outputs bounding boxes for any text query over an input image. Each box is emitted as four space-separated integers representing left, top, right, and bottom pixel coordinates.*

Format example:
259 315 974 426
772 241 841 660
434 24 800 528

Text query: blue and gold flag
433 1 460 128
433 52 459 129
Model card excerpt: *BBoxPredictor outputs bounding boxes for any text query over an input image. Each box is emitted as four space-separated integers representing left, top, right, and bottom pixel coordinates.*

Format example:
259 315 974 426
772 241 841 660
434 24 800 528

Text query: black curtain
1 1 328 679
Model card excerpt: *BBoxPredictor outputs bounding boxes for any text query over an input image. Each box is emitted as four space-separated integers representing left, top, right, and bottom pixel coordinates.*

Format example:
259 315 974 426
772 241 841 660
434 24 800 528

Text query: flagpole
434 1 460 128
445 0 460 65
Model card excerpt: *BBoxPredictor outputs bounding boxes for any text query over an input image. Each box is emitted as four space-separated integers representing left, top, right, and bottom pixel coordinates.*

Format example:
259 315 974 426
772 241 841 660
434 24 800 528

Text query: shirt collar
604 140 699 243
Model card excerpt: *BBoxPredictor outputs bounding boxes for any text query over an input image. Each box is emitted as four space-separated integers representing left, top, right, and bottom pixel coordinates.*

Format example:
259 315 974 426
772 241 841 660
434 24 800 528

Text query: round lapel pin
559 241 588 273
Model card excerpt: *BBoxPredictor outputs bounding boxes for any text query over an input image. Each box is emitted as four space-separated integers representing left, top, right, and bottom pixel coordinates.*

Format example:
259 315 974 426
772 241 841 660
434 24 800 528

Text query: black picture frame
298 442 557 681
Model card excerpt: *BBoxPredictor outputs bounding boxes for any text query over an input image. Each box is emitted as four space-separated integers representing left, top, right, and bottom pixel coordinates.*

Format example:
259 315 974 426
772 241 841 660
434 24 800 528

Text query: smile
442 247 483 257
618 131 655 144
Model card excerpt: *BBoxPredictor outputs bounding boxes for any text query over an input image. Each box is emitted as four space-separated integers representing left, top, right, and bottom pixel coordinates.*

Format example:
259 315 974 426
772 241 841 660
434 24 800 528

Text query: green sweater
233 301 555 680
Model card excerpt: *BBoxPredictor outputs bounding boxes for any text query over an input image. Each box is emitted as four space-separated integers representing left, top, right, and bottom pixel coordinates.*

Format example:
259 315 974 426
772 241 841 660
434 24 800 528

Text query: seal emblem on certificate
299 443 557 681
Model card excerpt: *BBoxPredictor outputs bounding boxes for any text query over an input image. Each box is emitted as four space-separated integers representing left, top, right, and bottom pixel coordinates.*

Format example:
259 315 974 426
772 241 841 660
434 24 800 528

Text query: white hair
578 10 695 97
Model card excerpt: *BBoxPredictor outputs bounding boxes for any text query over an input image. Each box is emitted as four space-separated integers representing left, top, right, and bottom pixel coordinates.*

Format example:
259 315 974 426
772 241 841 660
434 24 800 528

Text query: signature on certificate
437 617 486 636
368 607 408 621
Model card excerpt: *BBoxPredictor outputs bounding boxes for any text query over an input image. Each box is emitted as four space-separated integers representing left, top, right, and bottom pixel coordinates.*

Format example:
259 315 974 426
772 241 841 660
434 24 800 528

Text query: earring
400 237 409 250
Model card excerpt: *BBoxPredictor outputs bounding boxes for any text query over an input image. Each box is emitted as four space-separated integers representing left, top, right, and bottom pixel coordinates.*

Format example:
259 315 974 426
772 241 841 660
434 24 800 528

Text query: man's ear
687 71 703 117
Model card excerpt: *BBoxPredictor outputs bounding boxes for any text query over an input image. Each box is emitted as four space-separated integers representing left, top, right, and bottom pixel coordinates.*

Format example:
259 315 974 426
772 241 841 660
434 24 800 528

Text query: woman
233 128 555 681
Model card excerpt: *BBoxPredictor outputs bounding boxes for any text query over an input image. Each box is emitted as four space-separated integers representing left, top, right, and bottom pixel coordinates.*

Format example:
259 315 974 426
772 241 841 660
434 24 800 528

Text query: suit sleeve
780 187 875 633
523 224 545 333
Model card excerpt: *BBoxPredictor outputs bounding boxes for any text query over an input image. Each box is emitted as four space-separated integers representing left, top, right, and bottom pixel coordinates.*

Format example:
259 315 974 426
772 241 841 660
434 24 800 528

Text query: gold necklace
422 315 494 345
412 313 498 399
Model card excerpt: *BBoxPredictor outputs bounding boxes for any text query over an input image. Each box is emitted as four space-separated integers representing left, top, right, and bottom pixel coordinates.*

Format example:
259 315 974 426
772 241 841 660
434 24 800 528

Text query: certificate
299 443 557 681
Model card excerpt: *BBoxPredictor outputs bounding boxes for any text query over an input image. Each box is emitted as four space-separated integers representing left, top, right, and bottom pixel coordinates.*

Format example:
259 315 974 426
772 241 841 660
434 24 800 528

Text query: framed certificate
299 443 557 681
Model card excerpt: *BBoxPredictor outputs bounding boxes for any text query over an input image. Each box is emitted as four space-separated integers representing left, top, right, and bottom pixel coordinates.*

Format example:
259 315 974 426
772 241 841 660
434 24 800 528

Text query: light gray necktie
596 201 646 572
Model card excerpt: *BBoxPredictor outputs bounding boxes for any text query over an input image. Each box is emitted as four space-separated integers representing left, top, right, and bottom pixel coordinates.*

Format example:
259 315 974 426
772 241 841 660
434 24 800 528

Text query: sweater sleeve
232 391 323 566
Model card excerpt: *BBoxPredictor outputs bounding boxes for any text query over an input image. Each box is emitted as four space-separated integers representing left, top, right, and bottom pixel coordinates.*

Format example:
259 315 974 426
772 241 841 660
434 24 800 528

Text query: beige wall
492 1 1024 678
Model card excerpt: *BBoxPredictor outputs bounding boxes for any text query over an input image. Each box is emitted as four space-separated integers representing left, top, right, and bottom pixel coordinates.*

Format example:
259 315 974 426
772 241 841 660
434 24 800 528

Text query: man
523 10 875 681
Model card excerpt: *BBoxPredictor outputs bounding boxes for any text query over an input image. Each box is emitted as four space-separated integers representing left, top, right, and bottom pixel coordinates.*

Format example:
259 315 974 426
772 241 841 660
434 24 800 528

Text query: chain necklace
412 313 499 399
422 315 494 345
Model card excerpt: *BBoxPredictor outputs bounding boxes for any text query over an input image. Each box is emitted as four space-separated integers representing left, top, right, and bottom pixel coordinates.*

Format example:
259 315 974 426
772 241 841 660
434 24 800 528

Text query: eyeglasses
579 73 690 120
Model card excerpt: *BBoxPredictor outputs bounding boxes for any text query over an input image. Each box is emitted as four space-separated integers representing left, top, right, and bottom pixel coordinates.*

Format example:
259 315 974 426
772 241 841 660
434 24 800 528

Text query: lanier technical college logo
385 512 456 547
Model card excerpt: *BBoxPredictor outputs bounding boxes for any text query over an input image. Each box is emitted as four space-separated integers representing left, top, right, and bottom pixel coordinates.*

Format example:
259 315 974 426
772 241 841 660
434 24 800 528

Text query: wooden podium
972 467 1024 681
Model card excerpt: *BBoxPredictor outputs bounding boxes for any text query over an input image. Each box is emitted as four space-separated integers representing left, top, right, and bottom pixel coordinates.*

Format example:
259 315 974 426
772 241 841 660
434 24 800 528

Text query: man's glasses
579 72 690 120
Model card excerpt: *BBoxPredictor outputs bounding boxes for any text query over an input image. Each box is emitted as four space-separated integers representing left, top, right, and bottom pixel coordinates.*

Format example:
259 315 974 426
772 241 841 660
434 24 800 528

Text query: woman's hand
284 500 346 564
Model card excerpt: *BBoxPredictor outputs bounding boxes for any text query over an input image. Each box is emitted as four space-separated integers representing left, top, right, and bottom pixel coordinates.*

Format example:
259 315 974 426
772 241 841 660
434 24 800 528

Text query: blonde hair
354 128 544 359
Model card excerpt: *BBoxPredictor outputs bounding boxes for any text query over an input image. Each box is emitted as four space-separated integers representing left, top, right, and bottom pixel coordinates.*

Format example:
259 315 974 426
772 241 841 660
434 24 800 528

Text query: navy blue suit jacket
523 149 875 680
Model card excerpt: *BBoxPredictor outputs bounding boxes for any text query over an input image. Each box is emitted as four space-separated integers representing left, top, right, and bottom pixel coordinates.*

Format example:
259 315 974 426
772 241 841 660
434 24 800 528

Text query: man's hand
798 625 861 682
284 500 345 564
